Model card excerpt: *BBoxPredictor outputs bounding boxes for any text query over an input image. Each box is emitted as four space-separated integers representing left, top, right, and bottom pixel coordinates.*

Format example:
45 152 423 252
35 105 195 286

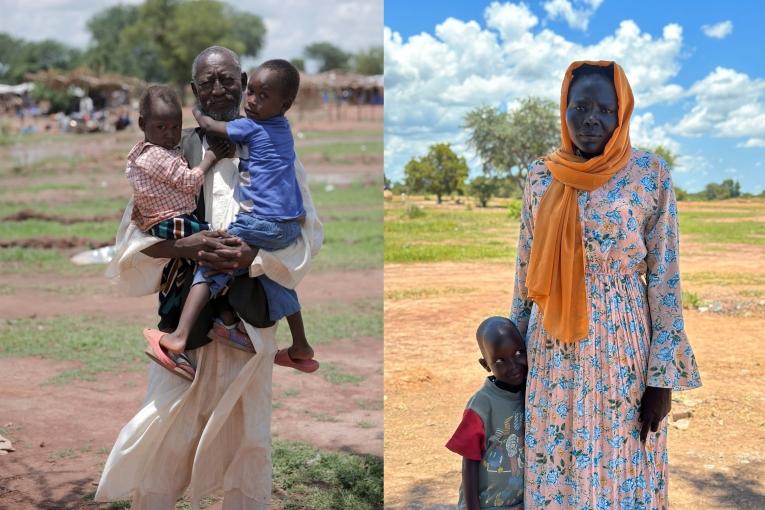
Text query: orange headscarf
526 60 634 342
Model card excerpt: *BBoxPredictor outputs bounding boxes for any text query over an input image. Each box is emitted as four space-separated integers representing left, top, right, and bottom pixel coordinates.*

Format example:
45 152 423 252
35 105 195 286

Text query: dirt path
383 261 765 509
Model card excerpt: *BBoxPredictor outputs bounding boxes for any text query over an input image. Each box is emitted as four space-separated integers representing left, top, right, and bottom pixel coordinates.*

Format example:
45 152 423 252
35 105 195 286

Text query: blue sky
385 0 765 193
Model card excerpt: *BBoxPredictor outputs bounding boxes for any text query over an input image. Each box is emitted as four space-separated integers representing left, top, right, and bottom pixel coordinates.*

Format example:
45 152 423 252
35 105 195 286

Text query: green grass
679 209 765 245
683 271 765 287
297 140 383 157
385 201 516 263
0 218 118 241
0 182 87 195
0 316 145 384
275 298 382 346
272 439 382 510
0 248 104 276
310 182 382 272
384 286 479 301
320 362 365 385
297 128 381 140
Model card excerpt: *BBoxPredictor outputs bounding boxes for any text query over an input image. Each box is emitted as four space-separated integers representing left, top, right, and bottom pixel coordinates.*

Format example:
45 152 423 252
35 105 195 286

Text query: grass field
0 122 384 509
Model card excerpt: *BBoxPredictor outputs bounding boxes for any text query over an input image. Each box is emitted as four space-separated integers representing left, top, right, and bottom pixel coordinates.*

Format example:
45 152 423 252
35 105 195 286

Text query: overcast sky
0 0 383 63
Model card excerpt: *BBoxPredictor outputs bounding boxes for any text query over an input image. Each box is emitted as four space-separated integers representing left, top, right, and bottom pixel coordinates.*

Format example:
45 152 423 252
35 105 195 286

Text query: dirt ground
0 115 383 508
384 245 765 508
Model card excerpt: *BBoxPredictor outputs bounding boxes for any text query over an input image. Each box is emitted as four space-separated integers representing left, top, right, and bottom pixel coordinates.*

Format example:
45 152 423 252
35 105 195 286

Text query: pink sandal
143 328 195 382
274 349 319 373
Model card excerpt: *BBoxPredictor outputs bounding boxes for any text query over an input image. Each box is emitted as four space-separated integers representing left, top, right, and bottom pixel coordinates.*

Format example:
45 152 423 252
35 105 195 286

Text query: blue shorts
192 214 302 321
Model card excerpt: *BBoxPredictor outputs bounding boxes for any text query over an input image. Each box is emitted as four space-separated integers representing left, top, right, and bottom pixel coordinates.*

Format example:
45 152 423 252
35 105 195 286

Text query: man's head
191 46 247 121
138 85 182 150
476 317 527 386
243 59 301 121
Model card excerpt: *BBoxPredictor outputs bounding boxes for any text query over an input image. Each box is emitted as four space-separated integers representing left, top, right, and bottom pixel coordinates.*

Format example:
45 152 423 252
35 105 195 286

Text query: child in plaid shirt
143 60 319 376
126 85 233 380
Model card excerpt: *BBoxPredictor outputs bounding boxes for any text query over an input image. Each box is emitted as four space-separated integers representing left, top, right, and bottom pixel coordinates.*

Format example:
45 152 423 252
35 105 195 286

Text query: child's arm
192 105 230 138
192 137 235 174
462 458 481 510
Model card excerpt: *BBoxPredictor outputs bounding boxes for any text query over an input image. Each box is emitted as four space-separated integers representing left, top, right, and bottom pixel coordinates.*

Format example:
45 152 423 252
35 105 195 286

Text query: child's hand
192 105 204 121
208 136 235 159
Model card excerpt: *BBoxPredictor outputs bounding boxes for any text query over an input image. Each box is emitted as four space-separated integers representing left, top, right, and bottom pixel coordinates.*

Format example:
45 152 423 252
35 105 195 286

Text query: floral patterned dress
510 148 701 510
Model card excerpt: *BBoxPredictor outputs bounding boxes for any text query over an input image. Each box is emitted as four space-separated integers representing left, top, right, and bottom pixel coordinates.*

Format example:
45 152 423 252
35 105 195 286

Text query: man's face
140 100 181 150
244 67 290 121
192 52 243 121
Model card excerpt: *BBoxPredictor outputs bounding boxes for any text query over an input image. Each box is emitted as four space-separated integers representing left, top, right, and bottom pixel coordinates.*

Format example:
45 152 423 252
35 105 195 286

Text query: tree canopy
464 97 560 193
404 143 468 203
304 42 351 72
0 34 82 83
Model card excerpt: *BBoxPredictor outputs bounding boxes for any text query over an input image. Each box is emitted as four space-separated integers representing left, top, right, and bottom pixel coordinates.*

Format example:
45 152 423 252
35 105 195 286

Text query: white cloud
737 138 765 148
384 4 687 180
672 67 765 139
701 20 733 39
0 0 381 60
631 112 680 153
543 0 604 31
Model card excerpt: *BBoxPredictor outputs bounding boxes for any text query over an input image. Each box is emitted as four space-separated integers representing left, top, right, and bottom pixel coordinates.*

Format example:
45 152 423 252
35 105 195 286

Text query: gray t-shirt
446 377 525 510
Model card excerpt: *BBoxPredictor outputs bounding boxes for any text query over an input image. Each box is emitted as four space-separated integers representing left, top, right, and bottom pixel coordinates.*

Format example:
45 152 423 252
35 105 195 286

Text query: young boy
127 85 232 380
143 59 318 373
446 317 527 510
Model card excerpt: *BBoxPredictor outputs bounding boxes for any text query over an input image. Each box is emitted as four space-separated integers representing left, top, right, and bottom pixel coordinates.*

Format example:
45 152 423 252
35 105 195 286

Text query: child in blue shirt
446 317 527 510
144 59 317 373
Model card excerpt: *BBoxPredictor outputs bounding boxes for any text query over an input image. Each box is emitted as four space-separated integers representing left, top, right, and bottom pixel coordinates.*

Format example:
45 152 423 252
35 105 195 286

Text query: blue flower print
620 478 636 493
635 156 650 168
662 177 672 190
546 469 559 484
630 190 641 206
672 318 684 330
667 273 680 288
664 249 676 263
626 216 638 231
657 347 675 362
661 293 677 308
640 175 657 192
606 210 622 225
656 331 671 345
597 496 612 510
556 402 569 418
526 433 537 448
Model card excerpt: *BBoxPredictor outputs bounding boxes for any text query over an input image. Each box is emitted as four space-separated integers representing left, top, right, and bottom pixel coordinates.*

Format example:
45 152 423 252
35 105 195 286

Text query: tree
0 35 82 83
353 46 383 75
86 0 266 94
290 58 305 72
468 176 499 207
305 42 350 72
652 145 677 169
464 97 559 194
704 179 741 200
404 143 468 204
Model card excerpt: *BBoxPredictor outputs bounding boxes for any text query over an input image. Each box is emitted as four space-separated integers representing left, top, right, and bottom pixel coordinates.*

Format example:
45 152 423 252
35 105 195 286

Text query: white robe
95 143 322 509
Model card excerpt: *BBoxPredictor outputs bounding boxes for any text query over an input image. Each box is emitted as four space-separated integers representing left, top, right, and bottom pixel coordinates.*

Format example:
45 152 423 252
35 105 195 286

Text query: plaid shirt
126 141 204 231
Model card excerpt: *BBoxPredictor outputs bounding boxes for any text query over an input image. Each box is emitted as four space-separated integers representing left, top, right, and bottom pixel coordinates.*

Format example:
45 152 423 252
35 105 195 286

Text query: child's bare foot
159 332 187 353
287 340 314 361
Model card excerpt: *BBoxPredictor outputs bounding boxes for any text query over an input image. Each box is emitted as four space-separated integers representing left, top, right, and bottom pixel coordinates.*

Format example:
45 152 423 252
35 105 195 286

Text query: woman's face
565 74 618 156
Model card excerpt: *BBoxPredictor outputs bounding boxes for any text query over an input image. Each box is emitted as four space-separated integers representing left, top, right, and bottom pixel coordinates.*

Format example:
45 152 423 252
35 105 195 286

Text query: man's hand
208 136 235 159
638 386 672 442
141 230 238 260
198 237 259 276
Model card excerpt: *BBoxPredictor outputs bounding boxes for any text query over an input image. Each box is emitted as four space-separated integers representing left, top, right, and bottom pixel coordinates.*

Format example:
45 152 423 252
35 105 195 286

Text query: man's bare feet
159 332 188 353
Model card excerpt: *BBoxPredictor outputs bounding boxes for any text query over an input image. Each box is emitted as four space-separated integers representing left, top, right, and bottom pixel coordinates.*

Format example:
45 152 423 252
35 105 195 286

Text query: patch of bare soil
0 334 381 508
384 261 765 509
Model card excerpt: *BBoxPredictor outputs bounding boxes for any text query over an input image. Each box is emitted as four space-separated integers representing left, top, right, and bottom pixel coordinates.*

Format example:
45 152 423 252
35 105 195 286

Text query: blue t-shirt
225 116 305 221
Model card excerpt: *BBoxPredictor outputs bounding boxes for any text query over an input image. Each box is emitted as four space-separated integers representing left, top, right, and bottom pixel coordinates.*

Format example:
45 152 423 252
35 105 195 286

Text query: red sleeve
445 408 485 461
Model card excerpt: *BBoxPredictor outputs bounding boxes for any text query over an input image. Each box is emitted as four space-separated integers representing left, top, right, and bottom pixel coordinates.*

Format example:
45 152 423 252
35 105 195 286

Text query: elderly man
95 46 321 510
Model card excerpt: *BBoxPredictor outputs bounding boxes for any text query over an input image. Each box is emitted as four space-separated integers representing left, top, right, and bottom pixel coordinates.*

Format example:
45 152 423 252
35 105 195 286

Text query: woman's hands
638 386 672 442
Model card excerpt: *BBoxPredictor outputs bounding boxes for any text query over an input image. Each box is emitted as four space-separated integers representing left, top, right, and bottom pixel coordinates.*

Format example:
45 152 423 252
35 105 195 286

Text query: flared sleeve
509 163 539 341
643 158 702 390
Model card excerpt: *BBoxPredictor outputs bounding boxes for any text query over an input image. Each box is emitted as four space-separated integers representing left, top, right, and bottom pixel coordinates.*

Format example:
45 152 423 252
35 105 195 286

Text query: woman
510 60 701 509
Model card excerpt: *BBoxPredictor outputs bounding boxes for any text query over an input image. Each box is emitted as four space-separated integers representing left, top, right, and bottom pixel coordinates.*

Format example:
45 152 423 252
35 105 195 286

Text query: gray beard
200 94 241 121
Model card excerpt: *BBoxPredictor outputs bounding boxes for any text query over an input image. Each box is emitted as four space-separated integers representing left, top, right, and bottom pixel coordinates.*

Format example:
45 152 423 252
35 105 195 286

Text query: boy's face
140 100 182 150
244 67 291 121
479 331 527 386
